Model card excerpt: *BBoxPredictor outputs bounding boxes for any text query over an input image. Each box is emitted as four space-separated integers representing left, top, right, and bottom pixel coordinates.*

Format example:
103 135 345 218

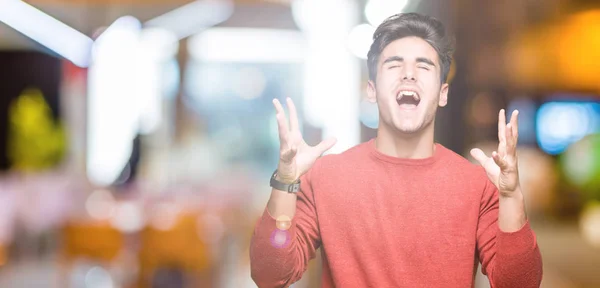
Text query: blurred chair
60 221 125 287
137 212 212 288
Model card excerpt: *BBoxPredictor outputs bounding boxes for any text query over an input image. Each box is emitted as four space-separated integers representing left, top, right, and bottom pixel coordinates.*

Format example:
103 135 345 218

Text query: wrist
275 174 298 185
498 189 527 232
498 184 523 198
499 185 523 199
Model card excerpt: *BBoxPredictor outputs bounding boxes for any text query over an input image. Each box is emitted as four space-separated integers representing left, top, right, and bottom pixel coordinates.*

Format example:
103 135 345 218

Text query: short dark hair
367 13 454 83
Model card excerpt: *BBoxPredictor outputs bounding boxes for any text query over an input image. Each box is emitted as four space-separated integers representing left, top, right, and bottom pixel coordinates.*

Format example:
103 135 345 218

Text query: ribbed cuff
496 220 537 256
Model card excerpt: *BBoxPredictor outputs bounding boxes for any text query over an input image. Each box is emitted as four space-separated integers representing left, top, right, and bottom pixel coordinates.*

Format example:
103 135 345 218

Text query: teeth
397 91 420 101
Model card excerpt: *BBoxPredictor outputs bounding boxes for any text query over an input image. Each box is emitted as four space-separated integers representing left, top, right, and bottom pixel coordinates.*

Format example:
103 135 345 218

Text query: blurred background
0 0 599 287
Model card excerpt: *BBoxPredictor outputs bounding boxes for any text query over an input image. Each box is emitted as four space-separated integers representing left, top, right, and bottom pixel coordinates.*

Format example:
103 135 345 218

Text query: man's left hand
470 109 521 197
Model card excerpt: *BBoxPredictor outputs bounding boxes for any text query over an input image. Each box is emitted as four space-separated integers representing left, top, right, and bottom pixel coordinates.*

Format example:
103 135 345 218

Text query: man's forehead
379 37 439 63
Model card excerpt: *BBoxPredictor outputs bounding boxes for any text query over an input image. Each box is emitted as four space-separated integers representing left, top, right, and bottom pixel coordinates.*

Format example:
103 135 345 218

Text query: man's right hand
273 98 336 184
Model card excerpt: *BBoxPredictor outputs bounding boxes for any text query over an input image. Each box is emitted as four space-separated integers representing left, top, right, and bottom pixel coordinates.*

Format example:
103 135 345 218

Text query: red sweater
250 139 543 287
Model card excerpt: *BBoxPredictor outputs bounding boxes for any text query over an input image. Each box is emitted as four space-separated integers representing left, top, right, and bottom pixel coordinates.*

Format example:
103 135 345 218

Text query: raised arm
250 98 336 287
471 109 543 287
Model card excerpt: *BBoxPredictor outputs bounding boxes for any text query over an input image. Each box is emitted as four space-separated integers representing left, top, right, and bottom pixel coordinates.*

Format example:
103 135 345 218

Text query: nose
402 66 416 82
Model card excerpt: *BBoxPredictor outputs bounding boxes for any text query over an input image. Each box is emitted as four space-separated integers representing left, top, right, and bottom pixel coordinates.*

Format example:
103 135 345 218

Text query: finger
273 98 286 117
287 97 300 132
469 148 489 166
498 109 506 144
314 137 337 156
506 123 516 156
510 110 519 143
273 99 290 147
492 151 508 170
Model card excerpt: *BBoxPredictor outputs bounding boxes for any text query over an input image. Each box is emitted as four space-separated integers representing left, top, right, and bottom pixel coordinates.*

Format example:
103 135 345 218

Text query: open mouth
396 90 420 109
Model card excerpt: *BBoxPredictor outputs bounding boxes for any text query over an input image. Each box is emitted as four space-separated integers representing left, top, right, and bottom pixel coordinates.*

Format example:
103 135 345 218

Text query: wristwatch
270 169 301 193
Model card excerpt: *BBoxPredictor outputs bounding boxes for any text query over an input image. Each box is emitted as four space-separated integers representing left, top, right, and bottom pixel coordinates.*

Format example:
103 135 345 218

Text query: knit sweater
250 139 543 287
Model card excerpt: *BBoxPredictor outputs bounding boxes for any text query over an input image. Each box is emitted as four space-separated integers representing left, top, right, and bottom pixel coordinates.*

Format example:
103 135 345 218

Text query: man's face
367 36 449 135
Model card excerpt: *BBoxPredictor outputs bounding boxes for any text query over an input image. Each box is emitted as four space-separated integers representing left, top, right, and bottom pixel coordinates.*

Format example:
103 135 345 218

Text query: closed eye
417 65 430 71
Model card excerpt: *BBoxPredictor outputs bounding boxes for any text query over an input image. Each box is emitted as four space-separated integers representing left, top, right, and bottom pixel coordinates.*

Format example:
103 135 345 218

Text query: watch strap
270 169 301 193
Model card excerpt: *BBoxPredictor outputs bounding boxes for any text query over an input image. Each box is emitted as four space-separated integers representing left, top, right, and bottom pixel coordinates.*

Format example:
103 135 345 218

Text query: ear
438 83 449 107
367 80 377 103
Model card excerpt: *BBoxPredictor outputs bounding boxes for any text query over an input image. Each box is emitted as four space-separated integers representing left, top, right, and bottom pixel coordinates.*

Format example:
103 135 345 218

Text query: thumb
470 148 488 166
314 137 337 156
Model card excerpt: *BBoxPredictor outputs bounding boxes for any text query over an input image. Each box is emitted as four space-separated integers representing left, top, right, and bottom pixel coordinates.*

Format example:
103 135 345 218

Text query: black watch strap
270 169 301 193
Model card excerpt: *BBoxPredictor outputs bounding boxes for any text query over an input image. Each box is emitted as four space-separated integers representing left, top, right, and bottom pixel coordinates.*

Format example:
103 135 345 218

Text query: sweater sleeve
249 161 322 288
477 179 543 288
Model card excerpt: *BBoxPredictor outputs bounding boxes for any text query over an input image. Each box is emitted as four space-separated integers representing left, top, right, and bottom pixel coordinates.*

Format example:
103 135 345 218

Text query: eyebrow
382 56 436 67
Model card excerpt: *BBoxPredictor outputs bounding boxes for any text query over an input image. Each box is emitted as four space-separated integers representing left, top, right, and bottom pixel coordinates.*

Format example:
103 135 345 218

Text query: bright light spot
347 24 376 59
88 17 178 185
136 28 178 135
87 16 142 186
270 229 290 248
291 0 356 33
359 98 379 129
580 201 600 248
0 0 93 67
188 28 306 63
295 0 361 154
276 215 292 231
85 266 114 288
94 16 141 50
138 28 179 61
109 201 144 233
536 102 600 155
232 67 267 100
85 189 116 220
365 0 410 27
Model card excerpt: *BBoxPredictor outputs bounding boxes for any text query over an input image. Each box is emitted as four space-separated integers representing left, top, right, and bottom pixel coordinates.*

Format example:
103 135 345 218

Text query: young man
250 13 543 288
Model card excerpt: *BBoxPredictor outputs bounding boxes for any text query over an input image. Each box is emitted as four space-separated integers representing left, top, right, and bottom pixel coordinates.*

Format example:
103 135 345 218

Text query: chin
397 127 422 135
394 123 423 134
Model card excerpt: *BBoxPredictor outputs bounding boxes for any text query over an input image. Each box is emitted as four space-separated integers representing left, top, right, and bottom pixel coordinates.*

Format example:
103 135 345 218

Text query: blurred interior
0 0 600 287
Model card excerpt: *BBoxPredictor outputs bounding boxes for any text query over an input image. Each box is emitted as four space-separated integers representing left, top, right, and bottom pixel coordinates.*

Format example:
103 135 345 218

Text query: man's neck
375 122 436 159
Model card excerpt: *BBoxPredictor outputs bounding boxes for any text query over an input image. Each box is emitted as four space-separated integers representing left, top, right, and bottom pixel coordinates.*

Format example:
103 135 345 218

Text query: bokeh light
270 229 290 248
109 201 144 233
275 215 292 231
364 0 410 27
561 134 600 199
580 201 600 248
536 101 600 155
85 189 116 220
347 24 375 59
85 266 114 288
